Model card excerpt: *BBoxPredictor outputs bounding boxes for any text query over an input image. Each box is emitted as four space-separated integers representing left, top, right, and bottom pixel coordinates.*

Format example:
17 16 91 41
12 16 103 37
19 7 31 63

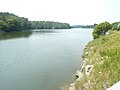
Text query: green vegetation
0 12 71 32
74 21 120 90
30 21 71 29
71 24 97 28
0 12 30 32
75 31 120 90
112 22 120 31
92 22 111 39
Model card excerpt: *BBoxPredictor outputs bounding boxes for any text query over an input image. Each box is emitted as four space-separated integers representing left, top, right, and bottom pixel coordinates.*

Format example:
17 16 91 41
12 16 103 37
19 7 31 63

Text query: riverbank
70 31 120 90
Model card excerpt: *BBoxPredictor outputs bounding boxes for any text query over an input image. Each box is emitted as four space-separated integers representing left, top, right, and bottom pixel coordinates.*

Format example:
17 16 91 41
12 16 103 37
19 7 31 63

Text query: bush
112 22 120 31
92 22 111 39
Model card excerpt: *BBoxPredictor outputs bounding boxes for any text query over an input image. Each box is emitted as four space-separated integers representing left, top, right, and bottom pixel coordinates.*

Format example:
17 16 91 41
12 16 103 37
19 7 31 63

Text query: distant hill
71 24 97 28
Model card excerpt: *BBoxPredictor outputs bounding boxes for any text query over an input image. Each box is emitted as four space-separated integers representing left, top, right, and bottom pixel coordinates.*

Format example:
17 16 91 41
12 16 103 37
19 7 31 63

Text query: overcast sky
0 0 119 25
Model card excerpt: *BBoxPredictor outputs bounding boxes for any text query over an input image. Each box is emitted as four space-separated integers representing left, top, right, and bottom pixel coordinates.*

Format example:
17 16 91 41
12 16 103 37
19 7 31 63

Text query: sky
0 0 119 25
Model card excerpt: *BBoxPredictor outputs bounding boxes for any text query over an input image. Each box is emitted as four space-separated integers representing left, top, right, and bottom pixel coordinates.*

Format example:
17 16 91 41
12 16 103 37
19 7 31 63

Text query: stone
85 52 89 55
69 83 76 90
84 58 89 61
90 47 93 50
75 70 83 80
85 65 93 76
101 57 104 59
83 60 86 63
99 72 101 74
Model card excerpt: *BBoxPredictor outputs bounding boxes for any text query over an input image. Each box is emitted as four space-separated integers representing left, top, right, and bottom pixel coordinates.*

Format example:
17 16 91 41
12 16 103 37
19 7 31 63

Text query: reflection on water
33 29 59 33
0 31 32 40
0 29 93 90
0 29 61 40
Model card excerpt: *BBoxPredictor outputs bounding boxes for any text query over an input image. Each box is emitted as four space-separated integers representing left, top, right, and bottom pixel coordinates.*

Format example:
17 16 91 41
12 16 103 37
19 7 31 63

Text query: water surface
0 28 93 90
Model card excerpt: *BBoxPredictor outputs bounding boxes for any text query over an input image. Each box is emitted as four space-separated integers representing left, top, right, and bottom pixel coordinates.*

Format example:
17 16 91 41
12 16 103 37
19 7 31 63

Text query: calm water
0 28 93 90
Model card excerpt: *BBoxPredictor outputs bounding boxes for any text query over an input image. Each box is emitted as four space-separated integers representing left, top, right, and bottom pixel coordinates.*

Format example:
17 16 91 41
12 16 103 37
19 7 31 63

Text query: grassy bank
75 31 120 90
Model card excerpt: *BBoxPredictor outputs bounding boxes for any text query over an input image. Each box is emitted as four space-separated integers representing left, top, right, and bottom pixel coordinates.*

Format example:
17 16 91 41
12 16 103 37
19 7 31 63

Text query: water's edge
69 44 92 90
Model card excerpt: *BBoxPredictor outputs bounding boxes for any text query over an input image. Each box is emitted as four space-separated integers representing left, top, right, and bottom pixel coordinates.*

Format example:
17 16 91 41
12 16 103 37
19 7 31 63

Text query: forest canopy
30 21 71 29
0 12 30 32
0 12 71 32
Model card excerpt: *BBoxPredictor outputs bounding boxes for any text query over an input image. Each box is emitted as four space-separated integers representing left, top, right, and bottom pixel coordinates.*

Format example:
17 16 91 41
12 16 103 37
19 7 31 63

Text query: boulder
75 70 83 80
85 65 93 76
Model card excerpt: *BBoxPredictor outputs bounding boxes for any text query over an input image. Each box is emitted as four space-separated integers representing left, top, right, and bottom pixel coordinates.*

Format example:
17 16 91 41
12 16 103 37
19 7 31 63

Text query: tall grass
76 31 120 90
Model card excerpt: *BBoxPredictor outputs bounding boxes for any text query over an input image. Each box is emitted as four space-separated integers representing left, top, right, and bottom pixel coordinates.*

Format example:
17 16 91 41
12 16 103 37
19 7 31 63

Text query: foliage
71 24 97 28
112 22 120 31
92 22 111 39
0 12 71 32
30 21 71 29
76 31 120 90
0 12 30 32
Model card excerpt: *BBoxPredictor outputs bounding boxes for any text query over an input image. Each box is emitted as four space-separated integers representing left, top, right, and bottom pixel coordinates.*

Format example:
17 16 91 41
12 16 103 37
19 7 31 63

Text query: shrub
92 22 111 39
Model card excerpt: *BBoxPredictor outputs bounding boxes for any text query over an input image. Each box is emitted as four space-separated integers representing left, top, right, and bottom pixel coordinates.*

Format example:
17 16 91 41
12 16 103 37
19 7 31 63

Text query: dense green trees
92 22 111 39
92 21 120 39
30 21 71 29
112 22 120 31
0 12 30 32
71 24 97 28
0 12 71 32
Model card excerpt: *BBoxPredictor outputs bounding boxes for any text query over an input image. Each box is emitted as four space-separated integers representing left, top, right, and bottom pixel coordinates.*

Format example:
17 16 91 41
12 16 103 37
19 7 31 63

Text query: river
0 28 93 90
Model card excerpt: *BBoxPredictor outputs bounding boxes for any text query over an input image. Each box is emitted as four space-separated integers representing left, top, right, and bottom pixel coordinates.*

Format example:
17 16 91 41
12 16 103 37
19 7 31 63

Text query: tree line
0 12 30 32
71 24 97 28
0 12 71 32
30 21 71 29
92 21 120 39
